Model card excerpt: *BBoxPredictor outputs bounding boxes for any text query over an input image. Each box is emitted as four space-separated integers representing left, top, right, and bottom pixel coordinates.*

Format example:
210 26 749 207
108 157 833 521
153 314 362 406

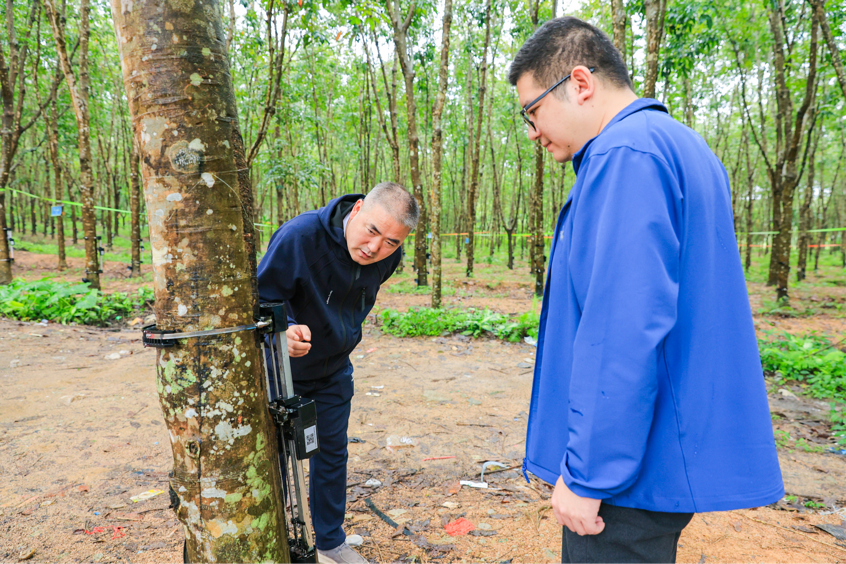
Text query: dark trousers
291 367 354 551
561 504 693 563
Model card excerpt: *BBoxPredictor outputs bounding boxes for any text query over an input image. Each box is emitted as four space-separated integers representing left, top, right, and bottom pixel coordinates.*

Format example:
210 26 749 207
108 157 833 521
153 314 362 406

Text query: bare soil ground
1 250 846 563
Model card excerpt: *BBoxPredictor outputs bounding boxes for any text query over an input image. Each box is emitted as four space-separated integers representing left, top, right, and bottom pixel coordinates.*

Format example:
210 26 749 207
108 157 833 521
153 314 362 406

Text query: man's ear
349 198 364 220
570 65 595 105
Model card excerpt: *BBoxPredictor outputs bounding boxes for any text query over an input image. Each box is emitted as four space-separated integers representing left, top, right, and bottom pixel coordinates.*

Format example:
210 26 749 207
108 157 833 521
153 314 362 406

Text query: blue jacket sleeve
257 228 303 327
562 148 682 499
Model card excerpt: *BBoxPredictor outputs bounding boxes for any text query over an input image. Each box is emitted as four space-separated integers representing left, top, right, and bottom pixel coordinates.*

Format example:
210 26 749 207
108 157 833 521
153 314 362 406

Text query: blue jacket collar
571 98 668 175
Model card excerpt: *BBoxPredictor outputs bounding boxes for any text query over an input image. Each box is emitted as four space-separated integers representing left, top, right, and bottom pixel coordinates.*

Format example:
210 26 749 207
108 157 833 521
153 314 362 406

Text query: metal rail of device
258 302 318 563
141 306 318 563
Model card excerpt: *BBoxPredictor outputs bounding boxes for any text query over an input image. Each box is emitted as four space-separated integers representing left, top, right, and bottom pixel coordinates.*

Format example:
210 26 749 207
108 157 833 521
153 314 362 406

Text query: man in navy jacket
509 17 783 562
258 183 418 564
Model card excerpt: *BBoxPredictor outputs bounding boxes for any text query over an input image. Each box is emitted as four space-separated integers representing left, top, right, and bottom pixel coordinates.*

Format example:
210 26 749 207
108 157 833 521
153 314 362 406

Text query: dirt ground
2 250 846 563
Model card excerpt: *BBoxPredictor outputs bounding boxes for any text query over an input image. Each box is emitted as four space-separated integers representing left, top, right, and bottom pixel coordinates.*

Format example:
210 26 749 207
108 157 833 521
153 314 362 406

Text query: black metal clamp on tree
142 301 319 563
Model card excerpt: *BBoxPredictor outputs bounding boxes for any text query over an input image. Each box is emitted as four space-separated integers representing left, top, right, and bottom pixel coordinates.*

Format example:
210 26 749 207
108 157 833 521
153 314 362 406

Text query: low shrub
0 278 154 326
759 330 846 402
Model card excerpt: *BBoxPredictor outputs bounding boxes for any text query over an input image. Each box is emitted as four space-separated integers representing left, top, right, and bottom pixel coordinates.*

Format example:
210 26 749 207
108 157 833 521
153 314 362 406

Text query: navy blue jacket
524 99 784 512
257 195 401 381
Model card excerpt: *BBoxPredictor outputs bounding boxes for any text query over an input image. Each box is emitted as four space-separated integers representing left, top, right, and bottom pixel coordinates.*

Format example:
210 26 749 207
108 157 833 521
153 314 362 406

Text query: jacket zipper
337 264 360 358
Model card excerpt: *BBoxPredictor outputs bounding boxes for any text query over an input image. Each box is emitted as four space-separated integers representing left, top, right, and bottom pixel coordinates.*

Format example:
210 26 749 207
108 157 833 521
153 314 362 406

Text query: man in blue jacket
257 183 418 564
509 17 783 562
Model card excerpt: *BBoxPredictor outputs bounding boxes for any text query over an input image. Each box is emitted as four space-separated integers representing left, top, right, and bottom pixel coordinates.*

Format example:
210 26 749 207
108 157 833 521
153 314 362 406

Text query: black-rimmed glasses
520 67 595 131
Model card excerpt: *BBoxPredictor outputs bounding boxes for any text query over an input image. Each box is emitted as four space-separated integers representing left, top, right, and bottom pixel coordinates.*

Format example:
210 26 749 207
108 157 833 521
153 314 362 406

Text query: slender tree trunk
109 0 289 561
0 0 43 283
430 0 453 309
796 131 819 281
764 6 818 301
531 142 545 296
45 0 101 289
612 0 627 59
46 99 67 269
386 0 429 286
465 0 492 278
129 134 141 277
808 0 846 101
642 0 667 99
71 193 78 243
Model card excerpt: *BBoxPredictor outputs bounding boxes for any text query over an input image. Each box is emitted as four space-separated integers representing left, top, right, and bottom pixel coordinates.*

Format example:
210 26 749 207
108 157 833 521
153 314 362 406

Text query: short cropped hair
508 17 632 95
363 182 419 230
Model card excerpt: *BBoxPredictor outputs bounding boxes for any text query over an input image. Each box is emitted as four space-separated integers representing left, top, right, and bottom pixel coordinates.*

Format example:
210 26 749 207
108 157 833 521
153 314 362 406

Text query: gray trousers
561 504 693 563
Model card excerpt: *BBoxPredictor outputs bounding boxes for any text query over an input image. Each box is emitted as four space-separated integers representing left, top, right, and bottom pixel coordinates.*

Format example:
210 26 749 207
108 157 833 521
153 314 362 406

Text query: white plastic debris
459 480 489 489
364 478 382 488
524 336 537 346
104 353 121 360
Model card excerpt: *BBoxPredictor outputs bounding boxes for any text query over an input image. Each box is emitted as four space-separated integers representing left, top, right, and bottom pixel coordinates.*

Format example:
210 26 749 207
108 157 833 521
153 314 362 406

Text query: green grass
378 306 540 342
14 234 152 265
0 278 153 326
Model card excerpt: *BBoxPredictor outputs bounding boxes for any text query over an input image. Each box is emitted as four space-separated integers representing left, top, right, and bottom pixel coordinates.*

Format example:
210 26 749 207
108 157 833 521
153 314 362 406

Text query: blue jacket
524 99 784 513
257 194 401 381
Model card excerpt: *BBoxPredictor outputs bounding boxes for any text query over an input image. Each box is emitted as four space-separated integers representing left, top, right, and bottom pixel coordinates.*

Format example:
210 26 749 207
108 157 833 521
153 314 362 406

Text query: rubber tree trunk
129 135 142 277
796 134 818 281
44 0 101 289
530 143 545 296
612 0 627 59
808 0 846 101
386 0 429 286
429 0 453 309
46 99 67 270
109 1 290 562
764 6 818 301
642 0 666 99
465 0 492 279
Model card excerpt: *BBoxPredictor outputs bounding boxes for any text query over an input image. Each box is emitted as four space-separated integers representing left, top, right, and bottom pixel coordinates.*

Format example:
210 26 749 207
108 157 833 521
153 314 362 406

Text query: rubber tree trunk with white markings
109 0 289 561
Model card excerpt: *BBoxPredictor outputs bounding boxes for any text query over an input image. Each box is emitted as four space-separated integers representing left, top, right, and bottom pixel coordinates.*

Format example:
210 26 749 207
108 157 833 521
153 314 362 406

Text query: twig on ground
738 512 846 554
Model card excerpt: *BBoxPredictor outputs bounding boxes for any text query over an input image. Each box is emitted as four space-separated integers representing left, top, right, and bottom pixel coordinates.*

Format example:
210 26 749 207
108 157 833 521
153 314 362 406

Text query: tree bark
612 0 627 59
531 142 545 296
808 0 846 101
0 0 51 283
129 134 142 277
429 0 453 309
765 5 819 301
44 0 101 289
642 0 667 99
45 96 67 269
796 128 820 281
109 0 289 561
386 0 429 286
465 0 492 278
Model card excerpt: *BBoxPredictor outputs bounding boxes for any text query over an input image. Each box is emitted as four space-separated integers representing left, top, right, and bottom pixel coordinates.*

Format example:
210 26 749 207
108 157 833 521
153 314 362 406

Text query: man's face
345 199 411 265
516 69 593 163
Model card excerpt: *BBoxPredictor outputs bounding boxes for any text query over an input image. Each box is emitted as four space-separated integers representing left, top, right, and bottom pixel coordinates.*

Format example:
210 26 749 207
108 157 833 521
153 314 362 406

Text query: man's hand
551 476 605 536
286 325 312 357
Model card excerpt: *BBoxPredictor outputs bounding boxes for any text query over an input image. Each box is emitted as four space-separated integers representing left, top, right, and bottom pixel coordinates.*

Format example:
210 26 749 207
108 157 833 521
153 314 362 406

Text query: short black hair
364 182 419 229
508 17 632 95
